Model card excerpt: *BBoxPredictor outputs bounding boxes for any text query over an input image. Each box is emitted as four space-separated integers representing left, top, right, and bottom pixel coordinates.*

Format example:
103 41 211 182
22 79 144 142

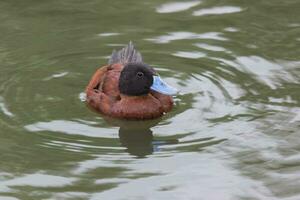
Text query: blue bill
150 76 178 95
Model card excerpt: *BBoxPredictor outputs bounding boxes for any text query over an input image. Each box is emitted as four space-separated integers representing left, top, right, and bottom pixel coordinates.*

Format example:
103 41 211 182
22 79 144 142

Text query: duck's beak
151 76 178 96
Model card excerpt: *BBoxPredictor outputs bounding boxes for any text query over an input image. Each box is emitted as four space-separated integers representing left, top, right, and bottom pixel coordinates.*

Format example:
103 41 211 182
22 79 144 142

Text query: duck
85 42 177 120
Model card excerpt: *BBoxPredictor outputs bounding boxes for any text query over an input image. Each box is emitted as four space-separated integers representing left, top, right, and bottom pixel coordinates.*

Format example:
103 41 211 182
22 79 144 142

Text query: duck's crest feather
108 41 143 65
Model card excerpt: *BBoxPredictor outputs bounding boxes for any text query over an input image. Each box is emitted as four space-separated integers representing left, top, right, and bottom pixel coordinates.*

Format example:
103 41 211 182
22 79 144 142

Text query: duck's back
100 64 123 98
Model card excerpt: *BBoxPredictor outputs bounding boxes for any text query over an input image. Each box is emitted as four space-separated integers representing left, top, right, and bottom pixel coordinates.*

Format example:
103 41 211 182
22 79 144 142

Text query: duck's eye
137 72 144 77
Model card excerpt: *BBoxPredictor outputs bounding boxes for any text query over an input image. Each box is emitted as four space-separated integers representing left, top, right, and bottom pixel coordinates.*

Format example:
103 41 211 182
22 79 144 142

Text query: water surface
0 0 300 199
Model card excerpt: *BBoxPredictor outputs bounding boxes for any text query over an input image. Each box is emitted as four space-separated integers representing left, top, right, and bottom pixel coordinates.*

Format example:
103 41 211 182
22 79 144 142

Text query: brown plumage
85 42 175 120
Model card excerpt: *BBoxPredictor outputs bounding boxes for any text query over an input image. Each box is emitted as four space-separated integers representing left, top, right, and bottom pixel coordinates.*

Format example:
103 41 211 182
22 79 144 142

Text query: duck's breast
112 95 164 119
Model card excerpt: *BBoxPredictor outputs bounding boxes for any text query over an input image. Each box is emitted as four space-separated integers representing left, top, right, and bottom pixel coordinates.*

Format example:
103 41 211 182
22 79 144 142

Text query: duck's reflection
119 125 179 157
119 126 154 157
104 118 178 157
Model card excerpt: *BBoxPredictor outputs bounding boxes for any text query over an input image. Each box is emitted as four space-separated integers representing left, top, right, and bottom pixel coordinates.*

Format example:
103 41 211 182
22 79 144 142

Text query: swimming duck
85 42 177 119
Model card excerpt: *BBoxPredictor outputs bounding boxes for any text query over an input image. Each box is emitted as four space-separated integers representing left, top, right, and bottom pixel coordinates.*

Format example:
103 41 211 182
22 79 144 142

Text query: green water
0 0 300 199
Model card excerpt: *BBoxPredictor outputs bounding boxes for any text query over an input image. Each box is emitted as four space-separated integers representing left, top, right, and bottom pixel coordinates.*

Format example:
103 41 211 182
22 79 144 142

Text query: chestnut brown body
85 63 173 119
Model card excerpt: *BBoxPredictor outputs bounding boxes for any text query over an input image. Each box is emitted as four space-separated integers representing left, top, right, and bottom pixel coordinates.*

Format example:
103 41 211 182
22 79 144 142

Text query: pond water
0 0 300 199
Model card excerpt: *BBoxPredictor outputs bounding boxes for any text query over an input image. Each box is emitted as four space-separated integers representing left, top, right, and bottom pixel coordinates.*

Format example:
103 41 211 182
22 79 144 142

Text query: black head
119 63 154 96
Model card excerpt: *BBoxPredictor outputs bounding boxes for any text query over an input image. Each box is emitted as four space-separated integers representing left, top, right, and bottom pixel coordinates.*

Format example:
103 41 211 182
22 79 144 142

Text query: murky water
0 0 300 199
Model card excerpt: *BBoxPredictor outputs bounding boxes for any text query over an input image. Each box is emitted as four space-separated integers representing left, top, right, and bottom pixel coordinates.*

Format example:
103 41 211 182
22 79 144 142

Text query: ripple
0 197 19 200
194 43 227 52
87 153 270 200
43 71 69 81
97 32 121 37
172 51 205 59
235 56 288 89
146 31 228 43
95 178 130 184
79 92 87 102
287 23 300 28
45 140 125 151
223 27 239 32
0 96 14 117
0 173 76 192
193 6 243 16
50 192 88 200
156 1 201 13
1 1 300 199
291 110 300 123
24 120 117 138
212 56 298 90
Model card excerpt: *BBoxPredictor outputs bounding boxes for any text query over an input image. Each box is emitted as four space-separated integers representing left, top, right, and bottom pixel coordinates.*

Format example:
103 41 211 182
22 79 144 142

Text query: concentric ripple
0 0 300 199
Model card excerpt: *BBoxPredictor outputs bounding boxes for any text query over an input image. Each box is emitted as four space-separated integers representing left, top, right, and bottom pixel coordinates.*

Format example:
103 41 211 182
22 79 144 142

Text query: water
0 0 300 199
